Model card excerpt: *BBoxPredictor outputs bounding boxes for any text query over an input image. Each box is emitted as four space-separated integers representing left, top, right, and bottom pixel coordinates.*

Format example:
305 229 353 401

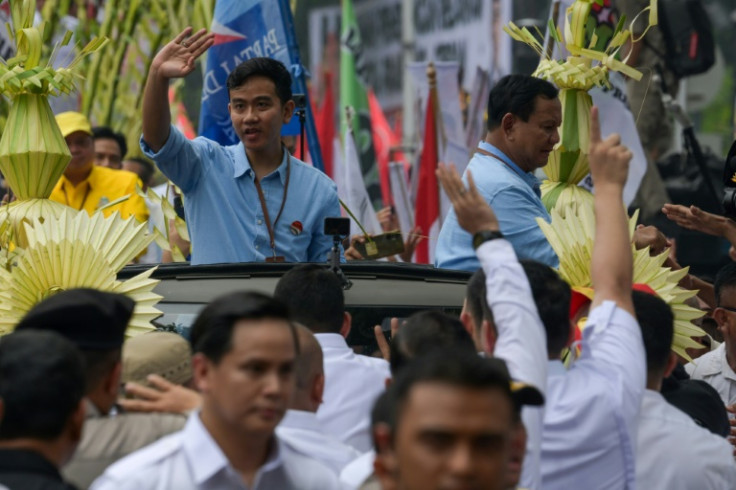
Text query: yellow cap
55 111 92 138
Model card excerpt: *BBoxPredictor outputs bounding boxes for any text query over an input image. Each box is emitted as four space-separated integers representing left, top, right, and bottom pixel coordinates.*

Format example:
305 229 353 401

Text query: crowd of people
1 19 736 489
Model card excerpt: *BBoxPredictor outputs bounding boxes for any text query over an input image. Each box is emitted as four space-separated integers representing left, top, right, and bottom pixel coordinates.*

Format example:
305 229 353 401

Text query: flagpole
276 0 325 172
401 0 416 163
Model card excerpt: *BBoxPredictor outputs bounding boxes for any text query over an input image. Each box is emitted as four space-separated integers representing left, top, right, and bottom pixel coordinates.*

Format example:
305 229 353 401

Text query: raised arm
588 106 634 316
142 28 214 152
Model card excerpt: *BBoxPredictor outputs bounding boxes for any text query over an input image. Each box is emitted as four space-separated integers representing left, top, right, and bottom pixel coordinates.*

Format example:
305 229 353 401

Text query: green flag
340 0 381 204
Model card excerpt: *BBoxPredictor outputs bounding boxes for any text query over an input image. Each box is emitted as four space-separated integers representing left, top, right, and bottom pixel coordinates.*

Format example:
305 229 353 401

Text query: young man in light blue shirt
140 28 340 265
436 74 560 271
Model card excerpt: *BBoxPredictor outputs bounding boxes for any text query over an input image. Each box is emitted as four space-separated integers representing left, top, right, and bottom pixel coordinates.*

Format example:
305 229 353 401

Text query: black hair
486 75 559 131
92 126 128 159
0 330 85 440
81 349 121 394
714 262 736 306
520 260 571 356
385 348 513 434
226 57 292 104
190 291 297 364
274 265 345 334
390 310 476 375
633 290 674 375
466 269 493 329
124 156 155 186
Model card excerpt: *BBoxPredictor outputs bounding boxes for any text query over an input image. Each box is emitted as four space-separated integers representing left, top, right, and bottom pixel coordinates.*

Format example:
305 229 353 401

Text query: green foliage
0 0 214 154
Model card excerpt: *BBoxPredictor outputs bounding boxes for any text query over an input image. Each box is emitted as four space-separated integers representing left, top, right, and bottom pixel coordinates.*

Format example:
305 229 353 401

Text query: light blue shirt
141 127 340 265
435 141 558 271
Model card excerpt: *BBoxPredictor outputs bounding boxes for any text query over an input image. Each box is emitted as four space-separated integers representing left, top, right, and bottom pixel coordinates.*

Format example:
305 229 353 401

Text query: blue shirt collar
233 144 289 185
477 141 542 196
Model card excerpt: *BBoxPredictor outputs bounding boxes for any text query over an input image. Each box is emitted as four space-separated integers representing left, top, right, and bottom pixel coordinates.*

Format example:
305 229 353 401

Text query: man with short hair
373 349 518 490
141 28 340 264
436 74 561 271
14 289 187 489
92 291 339 489
92 127 127 170
634 291 736 488
274 264 390 453
459 269 496 354
49 112 148 222
0 330 86 490
686 262 736 406
276 325 360 474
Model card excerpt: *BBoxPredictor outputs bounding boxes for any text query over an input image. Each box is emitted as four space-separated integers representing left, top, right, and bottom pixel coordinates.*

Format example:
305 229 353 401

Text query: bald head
291 324 325 412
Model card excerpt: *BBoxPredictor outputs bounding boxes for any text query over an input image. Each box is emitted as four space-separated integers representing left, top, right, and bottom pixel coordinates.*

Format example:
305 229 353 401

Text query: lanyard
475 146 541 196
62 182 92 211
253 152 291 260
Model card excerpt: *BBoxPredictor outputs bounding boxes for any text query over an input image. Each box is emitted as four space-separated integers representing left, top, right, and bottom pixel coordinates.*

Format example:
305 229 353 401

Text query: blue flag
199 0 324 171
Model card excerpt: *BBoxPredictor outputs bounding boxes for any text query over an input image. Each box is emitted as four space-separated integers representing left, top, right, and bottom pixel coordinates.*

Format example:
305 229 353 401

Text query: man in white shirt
635 290 736 488
276 324 360 474
274 265 390 452
92 292 339 490
373 349 519 490
439 106 644 489
686 263 736 406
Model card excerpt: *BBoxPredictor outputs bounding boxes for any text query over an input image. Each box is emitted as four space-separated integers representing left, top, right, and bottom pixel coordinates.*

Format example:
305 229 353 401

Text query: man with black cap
14 289 186 489
0 330 86 490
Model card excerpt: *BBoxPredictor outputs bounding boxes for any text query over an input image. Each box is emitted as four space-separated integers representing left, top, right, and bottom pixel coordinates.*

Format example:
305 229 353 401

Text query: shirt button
255 245 260 250
257 219 263 225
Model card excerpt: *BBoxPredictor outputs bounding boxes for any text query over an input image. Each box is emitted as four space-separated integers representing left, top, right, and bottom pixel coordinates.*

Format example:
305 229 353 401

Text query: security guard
15 289 186 489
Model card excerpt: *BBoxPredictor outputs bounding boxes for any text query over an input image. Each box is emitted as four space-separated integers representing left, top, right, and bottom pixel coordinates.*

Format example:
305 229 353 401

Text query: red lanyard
253 152 291 261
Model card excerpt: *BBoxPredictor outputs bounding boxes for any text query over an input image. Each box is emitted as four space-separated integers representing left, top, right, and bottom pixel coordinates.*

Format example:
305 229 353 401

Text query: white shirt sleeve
477 238 548 490
477 239 548 390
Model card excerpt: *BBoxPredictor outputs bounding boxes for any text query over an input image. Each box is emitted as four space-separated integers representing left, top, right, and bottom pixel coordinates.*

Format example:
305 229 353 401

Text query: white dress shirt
477 239 547 489
315 333 391 452
90 412 340 490
339 450 376 490
541 301 646 489
637 389 736 489
685 343 736 406
276 409 361 474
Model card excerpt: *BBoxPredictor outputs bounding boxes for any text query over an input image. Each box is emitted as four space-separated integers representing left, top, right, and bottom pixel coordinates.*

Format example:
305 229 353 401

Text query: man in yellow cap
50 111 148 223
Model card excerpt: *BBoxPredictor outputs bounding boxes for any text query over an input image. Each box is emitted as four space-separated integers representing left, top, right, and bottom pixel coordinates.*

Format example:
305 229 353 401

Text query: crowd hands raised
3 104 736 490
4 27 736 490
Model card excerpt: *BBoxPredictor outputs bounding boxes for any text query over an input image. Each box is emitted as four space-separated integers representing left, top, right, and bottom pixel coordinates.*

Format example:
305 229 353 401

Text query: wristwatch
472 230 504 250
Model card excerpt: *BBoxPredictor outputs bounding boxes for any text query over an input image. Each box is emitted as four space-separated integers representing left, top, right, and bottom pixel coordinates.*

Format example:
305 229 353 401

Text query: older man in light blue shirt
140 29 339 265
436 75 560 271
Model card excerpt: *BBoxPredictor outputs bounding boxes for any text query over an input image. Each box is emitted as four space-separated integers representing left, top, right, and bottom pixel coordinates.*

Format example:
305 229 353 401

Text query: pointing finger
589 106 601 144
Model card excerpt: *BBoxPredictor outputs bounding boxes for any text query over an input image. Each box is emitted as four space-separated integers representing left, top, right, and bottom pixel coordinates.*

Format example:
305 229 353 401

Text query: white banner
344 130 382 236
389 162 414 238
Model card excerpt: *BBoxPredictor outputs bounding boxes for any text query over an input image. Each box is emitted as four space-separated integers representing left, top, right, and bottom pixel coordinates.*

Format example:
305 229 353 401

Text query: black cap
487 357 545 408
15 289 134 351
662 365 730 437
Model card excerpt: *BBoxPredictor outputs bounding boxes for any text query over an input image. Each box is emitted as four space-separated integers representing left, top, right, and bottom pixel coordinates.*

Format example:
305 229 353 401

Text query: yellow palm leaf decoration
537 207 705 360
505 0 657 213
0 209 161 335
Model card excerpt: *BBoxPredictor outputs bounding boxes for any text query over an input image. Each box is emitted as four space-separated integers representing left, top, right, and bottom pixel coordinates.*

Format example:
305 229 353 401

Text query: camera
722 141 736 219
324 217 350 237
